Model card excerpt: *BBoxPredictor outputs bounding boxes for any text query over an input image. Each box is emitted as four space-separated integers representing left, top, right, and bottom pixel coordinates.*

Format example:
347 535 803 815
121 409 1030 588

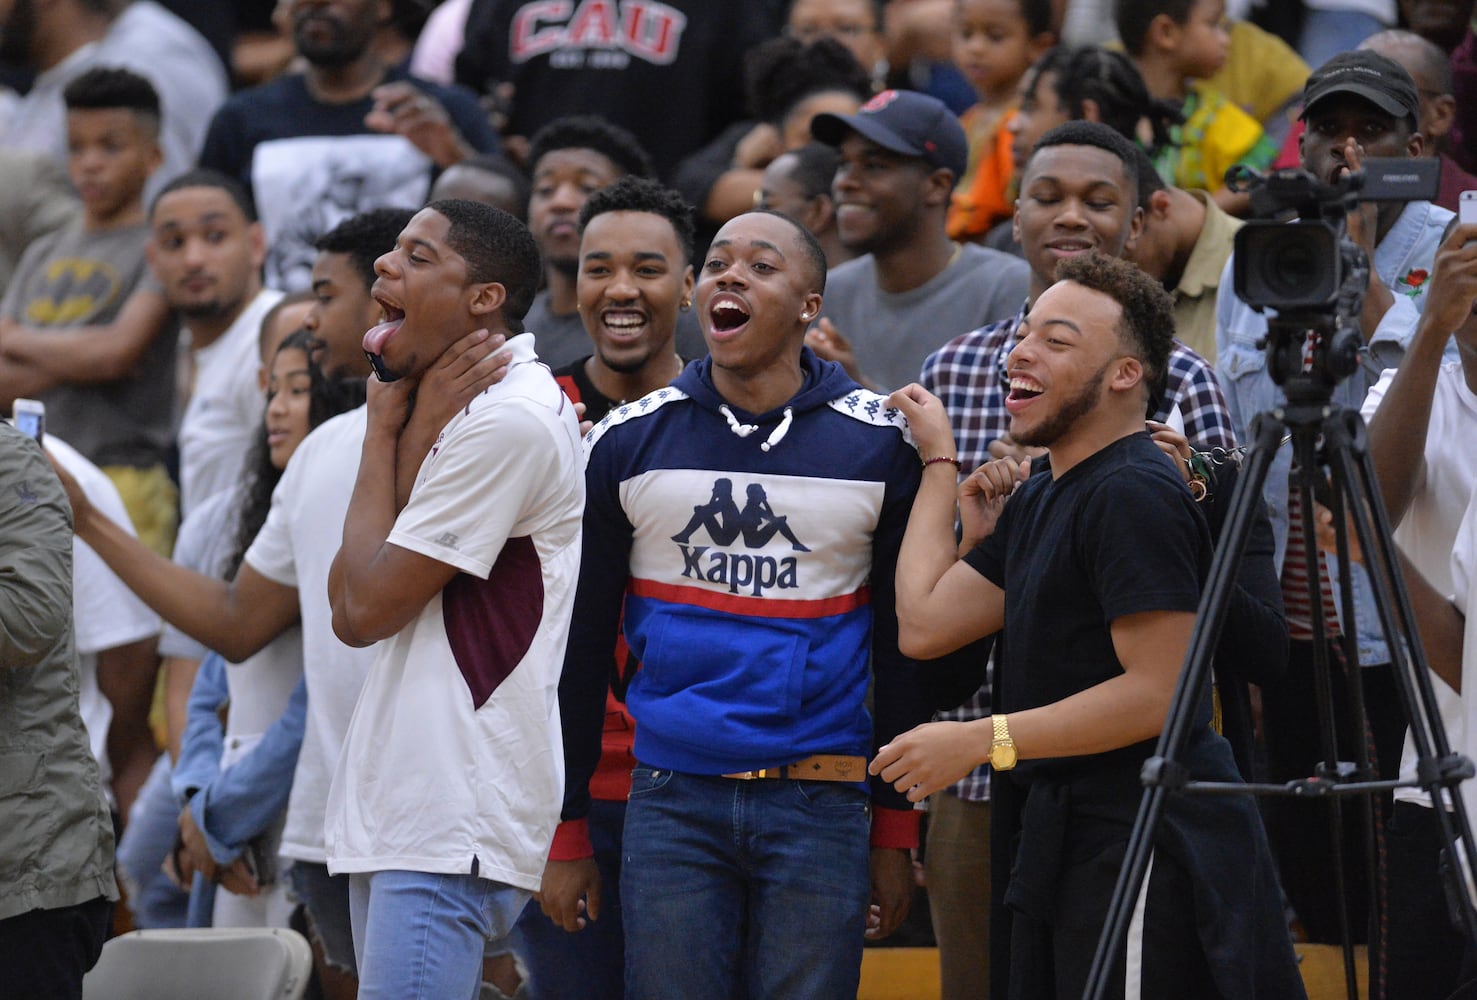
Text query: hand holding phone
12 398 44 442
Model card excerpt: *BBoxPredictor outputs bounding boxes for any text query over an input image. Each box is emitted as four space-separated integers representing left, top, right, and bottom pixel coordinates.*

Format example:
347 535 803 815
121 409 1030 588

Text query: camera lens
1259 239 1321 301
1234 220 1340 310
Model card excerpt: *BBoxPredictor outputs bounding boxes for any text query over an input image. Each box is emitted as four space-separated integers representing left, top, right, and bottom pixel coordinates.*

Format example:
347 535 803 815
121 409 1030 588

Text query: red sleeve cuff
870 805 920 849
548 818 593 861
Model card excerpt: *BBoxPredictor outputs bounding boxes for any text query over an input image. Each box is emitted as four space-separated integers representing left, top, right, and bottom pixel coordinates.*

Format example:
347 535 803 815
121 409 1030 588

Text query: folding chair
82 927 312 1000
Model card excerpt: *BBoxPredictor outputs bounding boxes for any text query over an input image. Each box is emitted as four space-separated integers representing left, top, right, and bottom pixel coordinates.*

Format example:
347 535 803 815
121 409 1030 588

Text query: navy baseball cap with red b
811 89 969 184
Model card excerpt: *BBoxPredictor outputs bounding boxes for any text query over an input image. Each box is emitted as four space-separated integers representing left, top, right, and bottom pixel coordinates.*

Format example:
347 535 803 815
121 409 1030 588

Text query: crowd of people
6 1 1477 999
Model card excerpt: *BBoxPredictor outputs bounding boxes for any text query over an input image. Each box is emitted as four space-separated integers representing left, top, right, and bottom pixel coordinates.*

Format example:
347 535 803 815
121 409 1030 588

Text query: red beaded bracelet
922 455 962 471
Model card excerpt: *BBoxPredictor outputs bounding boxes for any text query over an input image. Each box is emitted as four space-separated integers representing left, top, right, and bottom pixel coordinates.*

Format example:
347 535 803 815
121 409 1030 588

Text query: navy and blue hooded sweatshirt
554 348 935 854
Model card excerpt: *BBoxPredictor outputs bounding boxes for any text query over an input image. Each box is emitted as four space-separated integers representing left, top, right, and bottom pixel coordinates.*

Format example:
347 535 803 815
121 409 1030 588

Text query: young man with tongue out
562 209 941 999
328 198 584 999
878 251 1302 999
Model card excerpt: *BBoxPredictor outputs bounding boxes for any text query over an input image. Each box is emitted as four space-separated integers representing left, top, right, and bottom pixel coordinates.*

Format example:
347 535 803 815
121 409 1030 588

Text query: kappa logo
670 478 808 597
510 0 687 68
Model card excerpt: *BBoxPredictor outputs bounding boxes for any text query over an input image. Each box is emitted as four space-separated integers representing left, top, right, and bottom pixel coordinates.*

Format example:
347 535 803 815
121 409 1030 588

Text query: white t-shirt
326 336 584 889
43 434 161 791
244 406 376 864
178 288 285 516
1362 363 1477 808
1451 493 1477 822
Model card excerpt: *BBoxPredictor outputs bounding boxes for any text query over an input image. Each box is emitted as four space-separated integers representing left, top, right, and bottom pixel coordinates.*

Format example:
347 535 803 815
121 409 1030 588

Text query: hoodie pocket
636 611 809 747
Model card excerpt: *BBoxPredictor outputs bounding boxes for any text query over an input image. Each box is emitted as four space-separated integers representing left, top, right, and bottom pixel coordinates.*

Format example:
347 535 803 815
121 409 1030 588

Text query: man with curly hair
881 252 1302 999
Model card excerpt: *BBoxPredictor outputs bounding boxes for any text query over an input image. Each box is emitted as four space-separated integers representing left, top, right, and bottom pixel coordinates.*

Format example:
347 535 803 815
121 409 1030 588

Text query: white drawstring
719 404 794 452
761 407 793 452
719 404 758 438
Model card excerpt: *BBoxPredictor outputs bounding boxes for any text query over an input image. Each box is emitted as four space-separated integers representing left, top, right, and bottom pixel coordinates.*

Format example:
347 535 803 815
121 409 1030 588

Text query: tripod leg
1288 429 1360 999
1320 439 1387 996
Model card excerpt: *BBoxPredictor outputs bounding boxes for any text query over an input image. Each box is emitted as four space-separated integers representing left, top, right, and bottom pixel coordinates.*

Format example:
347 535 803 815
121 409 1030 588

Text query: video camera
1229 158 1440 393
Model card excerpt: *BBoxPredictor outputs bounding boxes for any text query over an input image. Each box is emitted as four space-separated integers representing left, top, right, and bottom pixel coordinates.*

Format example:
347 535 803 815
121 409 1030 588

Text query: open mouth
1006 375 1044 404
709 297 751 334
362 298 405 355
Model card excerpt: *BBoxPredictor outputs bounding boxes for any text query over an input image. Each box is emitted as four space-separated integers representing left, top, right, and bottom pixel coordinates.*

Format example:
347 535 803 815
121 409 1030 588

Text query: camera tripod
1083 357 1477 1000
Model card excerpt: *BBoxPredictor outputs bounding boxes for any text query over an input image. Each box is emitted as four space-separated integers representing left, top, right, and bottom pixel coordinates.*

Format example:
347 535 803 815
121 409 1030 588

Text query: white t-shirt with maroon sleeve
325 334 585 889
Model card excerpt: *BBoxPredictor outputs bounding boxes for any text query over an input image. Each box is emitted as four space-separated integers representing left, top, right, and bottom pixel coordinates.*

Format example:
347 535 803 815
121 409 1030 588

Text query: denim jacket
172 651 306 865
1215 199 1453 664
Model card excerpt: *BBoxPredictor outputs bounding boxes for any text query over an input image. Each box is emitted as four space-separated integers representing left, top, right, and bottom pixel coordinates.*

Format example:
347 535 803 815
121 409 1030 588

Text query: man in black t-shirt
879 252 1303 999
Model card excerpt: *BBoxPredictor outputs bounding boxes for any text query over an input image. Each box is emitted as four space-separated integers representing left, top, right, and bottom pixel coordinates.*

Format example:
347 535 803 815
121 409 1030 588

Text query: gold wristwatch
988 714 1017 771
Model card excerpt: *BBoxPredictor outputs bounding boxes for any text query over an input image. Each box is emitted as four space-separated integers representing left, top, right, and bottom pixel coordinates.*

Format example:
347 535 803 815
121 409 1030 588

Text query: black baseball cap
811 89 969 183
1300 50 1420 126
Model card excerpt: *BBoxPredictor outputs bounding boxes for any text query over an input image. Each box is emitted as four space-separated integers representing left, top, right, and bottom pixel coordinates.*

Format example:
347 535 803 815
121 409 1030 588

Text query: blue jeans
512 798 627 1000
348 869 530 1000
621 769 871 1000
288 861 357 974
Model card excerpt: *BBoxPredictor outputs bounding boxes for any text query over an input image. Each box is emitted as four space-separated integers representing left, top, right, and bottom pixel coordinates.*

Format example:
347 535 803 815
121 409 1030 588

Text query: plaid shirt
918 304 1238 800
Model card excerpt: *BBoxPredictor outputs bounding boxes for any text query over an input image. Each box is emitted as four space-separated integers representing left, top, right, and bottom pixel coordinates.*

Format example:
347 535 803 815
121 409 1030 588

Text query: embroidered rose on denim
1399 268 1429 297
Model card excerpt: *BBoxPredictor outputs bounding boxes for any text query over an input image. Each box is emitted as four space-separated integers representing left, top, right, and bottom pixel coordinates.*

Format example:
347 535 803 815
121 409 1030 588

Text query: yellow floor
857 944 1369 1000
1296 944 1370 1000
859 948 940 1000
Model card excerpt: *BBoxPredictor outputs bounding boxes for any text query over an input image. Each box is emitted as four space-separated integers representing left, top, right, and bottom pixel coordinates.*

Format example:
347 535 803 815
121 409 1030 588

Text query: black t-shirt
199 67 500 208
965 432 1212 779
553 354 697 426
455 0 776 180
553 356 615 425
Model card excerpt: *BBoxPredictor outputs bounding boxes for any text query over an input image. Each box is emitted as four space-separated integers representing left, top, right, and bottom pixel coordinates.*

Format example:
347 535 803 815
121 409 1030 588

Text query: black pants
1261 643 1405 946
0 895 112 1000
1386 801 1477 999
1044 842 1218 1000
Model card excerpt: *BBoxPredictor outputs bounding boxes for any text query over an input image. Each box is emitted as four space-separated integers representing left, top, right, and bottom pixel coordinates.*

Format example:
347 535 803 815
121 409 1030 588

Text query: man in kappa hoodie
558 210 944 999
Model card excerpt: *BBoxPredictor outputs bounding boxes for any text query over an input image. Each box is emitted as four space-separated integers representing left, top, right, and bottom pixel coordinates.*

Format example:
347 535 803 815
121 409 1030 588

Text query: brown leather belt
721 754 867 782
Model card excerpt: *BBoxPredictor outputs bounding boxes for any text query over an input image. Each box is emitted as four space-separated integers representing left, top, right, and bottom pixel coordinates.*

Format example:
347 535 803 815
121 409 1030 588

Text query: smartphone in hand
1461 190 1477 226
12 398 44 442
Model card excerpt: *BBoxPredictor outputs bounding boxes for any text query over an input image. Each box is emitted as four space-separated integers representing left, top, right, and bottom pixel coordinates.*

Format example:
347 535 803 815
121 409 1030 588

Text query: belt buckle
731 767 776 780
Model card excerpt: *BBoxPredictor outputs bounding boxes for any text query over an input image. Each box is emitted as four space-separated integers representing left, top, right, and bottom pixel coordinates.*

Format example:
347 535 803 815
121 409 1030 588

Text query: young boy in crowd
1116 0 1276 213
947 0 1055 242
0 66 178 554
